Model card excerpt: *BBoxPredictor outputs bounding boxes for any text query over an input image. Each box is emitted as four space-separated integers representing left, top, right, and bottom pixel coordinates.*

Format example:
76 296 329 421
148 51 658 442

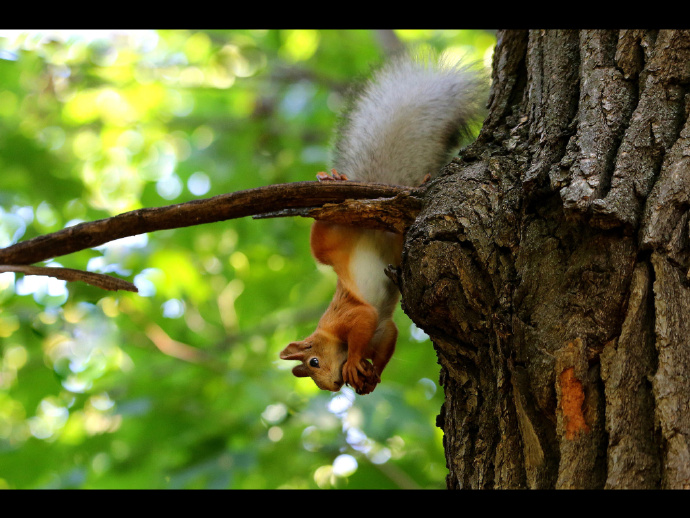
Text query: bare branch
0 265 137 292
0 181 420 267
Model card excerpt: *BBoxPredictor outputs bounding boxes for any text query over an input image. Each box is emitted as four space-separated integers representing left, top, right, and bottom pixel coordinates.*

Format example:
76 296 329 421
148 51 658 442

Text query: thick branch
0 181 419 266
256 191 422 234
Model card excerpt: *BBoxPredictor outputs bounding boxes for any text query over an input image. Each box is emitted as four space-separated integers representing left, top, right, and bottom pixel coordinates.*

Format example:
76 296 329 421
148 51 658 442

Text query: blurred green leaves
0 29 495 489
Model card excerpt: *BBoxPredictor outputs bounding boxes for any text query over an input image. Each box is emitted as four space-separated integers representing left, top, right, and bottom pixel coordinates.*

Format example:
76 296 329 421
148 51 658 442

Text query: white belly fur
348 230 401 318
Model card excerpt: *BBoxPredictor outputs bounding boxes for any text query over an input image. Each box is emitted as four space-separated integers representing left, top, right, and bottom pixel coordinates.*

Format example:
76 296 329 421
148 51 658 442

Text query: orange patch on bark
559 367 590 439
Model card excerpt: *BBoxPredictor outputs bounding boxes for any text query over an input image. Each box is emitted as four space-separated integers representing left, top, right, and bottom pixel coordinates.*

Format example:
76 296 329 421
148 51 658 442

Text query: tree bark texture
399 30 690 489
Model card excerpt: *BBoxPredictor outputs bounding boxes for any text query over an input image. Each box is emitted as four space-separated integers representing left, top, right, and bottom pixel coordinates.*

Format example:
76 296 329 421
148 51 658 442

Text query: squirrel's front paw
355 374 378 395
342 359 364 390
343 359 379 395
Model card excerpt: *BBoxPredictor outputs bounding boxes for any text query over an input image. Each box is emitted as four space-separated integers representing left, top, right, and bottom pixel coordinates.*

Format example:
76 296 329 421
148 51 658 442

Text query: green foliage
0 29 495 489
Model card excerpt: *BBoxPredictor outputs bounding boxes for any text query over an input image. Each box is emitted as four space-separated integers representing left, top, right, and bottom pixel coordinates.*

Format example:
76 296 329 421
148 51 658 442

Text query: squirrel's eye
309 357 320 368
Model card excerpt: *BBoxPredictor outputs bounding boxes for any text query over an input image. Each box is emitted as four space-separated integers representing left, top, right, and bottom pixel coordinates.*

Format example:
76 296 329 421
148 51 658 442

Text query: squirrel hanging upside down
280 54 484 395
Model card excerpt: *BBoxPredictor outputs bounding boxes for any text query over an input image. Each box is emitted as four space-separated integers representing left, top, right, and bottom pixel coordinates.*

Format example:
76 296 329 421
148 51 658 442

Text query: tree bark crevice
592 30 690 230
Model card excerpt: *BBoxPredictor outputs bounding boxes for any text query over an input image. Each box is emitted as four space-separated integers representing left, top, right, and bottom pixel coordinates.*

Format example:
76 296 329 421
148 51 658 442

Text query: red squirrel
280 54 484 394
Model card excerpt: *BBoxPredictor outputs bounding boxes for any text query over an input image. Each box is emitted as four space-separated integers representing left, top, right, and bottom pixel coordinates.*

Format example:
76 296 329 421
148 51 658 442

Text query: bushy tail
332 54 486 187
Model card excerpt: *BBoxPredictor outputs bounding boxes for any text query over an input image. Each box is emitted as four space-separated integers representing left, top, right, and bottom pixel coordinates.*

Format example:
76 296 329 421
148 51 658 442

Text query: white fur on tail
332 55 485 187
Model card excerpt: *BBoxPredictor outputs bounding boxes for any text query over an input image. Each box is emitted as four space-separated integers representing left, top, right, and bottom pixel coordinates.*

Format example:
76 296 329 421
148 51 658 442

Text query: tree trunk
400 29 690 489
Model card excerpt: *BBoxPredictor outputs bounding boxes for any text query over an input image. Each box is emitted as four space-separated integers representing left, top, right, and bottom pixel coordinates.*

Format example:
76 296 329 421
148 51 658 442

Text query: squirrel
280 54 484 395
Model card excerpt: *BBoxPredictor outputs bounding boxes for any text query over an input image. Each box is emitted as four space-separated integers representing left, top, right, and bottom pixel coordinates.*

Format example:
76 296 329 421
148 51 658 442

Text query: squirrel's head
280 331 348 392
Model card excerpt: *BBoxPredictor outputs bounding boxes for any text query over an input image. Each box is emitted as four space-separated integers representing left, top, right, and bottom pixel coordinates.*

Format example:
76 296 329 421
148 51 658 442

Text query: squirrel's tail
332 53 486 187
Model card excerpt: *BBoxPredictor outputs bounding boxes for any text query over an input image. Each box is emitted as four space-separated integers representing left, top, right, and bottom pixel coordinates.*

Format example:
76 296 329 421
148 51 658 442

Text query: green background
0 29 495 489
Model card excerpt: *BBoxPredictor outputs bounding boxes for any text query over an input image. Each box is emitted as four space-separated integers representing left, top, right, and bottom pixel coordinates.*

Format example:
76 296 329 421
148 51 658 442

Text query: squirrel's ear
292 364 310 378
280 341 308 361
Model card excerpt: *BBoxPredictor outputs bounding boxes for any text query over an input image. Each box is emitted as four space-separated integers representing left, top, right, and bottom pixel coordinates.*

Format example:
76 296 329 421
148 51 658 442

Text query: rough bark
399 29 690 489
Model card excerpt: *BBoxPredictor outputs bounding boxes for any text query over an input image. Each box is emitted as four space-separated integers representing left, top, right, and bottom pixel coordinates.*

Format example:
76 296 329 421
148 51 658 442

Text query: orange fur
280 219 402 394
